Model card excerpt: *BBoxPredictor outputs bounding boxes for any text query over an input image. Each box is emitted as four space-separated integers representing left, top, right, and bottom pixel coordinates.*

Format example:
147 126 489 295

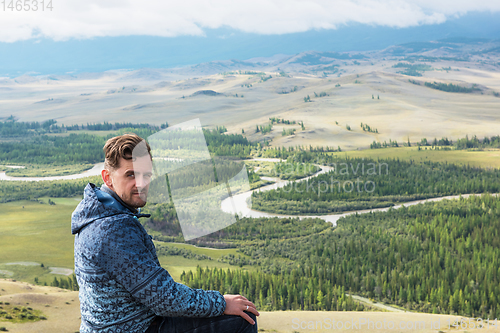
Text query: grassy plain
0 197 253 285
328 146 500 169
0 198 77 268
155 241 253 281
158 255 250 282
5 164 94 177
245 160 278 176
45 129 118 137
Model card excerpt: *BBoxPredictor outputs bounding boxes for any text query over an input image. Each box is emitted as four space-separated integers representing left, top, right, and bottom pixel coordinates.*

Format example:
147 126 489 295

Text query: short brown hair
103 134 152 170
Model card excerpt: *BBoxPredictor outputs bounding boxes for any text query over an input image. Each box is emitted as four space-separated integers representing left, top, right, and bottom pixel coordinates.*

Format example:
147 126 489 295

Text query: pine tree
317 290 324 309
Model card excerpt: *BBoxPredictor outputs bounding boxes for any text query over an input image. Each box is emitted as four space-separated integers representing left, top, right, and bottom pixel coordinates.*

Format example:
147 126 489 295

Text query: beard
122 189 148 208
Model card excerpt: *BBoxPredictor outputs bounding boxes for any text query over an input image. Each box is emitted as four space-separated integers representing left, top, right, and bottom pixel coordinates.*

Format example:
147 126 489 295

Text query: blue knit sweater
71 183 226 332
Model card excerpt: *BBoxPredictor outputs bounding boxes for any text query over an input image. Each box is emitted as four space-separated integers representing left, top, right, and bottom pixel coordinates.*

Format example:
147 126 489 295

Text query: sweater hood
71 183 148 235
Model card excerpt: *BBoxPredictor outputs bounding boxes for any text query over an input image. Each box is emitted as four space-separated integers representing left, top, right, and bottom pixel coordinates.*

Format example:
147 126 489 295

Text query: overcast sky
0 0 499 43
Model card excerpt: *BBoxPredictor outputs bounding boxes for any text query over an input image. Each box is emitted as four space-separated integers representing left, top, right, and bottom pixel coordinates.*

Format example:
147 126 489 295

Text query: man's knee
243 311 258 333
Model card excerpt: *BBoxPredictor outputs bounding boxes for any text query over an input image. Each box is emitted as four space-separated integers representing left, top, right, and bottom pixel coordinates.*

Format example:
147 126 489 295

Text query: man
72 134 259 333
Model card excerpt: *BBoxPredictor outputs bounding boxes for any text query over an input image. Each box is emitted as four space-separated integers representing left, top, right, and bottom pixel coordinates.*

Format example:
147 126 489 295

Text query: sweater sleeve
99 217 226 318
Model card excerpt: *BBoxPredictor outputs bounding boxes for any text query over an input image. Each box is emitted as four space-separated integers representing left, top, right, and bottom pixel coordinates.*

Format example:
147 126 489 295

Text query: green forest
181 266 363 311
370 134 500 150
0 120 253 165
424 81 479 93
176 195 500 317
270 161 318 180
0 117 164 137
393 62 433 77
0 176 103 203
0 133 109 164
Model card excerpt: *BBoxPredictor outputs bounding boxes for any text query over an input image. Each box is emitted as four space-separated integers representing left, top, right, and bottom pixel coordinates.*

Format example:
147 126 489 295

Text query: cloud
0 0 499 42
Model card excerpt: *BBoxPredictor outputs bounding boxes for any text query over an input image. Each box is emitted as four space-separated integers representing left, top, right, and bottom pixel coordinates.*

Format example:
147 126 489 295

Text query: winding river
220 158 496 226
1 159 493 226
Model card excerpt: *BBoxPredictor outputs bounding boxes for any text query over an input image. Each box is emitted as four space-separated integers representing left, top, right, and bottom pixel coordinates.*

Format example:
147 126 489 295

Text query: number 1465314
2 0 53 11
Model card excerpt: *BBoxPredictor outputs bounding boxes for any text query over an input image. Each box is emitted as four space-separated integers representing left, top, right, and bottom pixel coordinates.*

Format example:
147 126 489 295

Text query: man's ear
101 169 113 189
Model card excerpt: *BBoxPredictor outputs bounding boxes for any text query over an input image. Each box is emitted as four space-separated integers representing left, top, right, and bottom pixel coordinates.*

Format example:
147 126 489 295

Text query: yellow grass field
328 147 500 169
2 279 498 333
0 279 80 333
257 310 500 332
1 59 499 152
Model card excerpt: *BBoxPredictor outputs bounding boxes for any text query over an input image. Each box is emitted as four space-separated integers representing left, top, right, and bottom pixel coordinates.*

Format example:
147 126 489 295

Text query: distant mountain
1 38 498 83
0 11 499 77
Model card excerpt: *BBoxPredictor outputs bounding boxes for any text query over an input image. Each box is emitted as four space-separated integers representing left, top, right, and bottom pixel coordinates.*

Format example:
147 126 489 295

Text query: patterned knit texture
72 183 226 333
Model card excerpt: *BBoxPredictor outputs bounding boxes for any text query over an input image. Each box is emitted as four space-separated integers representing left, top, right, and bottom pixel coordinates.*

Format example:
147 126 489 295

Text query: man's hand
223 294 259 325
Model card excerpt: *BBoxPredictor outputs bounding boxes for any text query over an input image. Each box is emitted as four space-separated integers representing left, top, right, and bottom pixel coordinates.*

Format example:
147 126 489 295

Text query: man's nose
135 174 146 188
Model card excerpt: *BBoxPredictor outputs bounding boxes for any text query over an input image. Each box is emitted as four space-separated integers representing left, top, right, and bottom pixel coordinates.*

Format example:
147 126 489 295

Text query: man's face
103 154 153 209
